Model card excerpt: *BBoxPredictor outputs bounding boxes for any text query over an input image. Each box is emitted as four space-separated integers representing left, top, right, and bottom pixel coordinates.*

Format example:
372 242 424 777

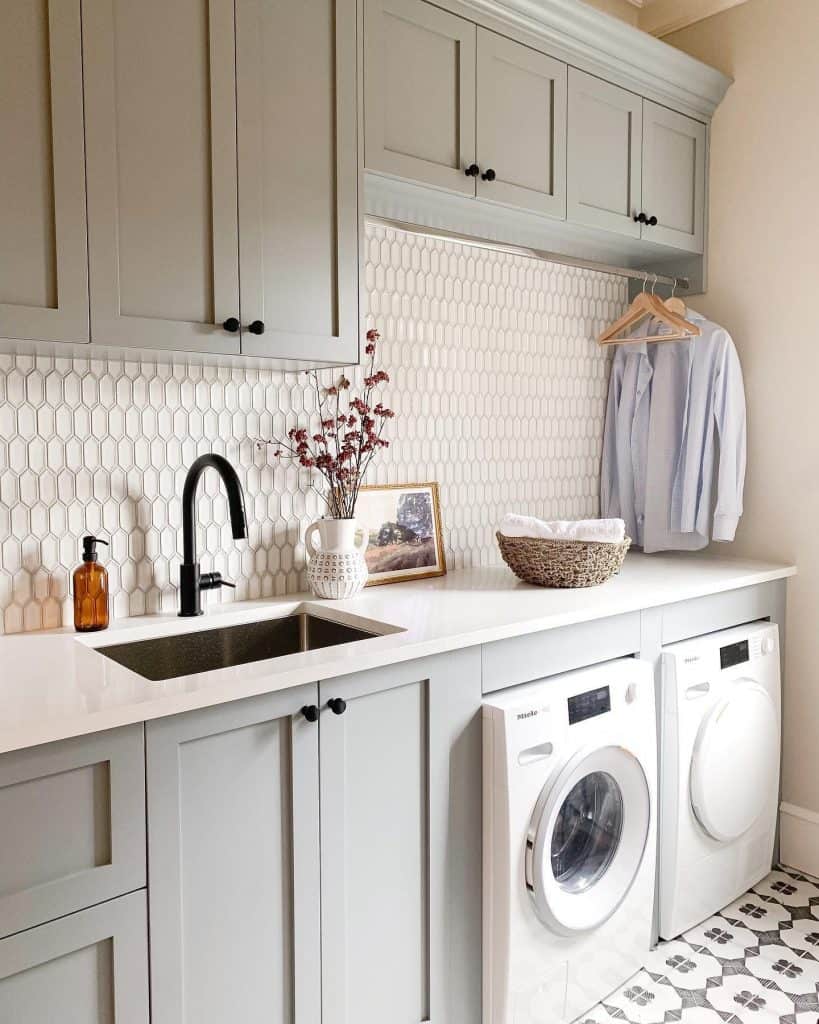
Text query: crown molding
639 0 750 37
450 0 732 118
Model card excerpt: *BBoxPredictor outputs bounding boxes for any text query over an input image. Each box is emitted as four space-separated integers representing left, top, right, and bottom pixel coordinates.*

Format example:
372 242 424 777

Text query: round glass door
527 746 650 935
551 771 624 894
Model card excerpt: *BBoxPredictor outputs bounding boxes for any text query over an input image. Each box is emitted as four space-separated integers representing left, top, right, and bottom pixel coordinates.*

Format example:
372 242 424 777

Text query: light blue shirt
601 309 746 553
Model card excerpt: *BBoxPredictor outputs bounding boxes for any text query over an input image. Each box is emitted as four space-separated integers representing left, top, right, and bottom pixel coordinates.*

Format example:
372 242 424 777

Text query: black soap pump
73 535 110 632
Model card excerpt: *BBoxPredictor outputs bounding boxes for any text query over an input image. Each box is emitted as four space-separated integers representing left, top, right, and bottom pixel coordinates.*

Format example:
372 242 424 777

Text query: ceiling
630 0 750 36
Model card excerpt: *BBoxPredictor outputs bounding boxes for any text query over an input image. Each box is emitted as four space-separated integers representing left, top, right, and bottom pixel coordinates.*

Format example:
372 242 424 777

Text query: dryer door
527 745 650 935
690 679 779 843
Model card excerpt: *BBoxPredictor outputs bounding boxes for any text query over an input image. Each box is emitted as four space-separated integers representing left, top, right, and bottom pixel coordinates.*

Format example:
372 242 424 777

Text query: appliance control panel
567 685 611 725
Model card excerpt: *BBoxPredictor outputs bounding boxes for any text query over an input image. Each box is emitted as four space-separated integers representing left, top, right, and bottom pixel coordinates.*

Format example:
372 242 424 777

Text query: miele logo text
684 656 700 664
516 710 538 720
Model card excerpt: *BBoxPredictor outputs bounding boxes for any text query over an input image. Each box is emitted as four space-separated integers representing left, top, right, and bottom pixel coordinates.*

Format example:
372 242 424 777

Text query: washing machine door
690 679 779 843
526 744 650 935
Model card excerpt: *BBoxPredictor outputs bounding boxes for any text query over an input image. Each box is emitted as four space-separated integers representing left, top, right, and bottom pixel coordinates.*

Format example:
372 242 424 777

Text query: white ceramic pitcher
305 518 369 599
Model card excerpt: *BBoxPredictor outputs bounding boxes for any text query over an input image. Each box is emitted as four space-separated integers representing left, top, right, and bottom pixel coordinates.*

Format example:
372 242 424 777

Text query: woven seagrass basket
496 531 631 588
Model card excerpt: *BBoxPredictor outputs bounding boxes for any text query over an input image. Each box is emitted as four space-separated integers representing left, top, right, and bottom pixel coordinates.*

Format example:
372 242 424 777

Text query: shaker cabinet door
642 101 707 253
567 68 643 239
365 0 477 196
319 649 482 1024
476 29 567 218
146 684 321 1024
236 0 360 364
83 0 241 355
0 0 89 344
0 891 149 1024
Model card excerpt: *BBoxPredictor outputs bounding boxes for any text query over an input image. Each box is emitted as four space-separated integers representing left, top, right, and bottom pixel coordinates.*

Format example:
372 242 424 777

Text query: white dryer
483 658 656 1024
659 621 780 940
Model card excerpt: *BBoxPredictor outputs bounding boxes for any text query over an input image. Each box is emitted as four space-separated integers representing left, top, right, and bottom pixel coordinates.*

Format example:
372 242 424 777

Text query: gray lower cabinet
145 649 482 1024
146 682 321 1024
319 648 482 1024
0 890 149 1023
0 724 146 939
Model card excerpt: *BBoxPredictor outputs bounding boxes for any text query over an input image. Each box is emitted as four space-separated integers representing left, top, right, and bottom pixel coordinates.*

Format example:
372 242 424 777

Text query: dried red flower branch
255 328 393 519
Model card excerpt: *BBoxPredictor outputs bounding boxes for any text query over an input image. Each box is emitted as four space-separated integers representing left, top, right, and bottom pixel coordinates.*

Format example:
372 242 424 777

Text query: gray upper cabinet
476 29 567 218
0 725 146 939
146 683 321 1024
83 0 241 356
83 0 359 364
365 0 477 195
567 68 643 239
642 101 707 254
0 0 89 345
319 649 482 1024
236 0 360 363
0 890 149 1024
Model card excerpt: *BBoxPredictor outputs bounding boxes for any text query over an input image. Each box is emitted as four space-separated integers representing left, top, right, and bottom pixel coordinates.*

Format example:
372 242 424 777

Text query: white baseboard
780 802 819 878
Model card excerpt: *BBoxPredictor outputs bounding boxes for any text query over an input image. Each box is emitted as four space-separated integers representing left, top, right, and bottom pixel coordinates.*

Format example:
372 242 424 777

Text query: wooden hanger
597 275 701 346
664 280 687 317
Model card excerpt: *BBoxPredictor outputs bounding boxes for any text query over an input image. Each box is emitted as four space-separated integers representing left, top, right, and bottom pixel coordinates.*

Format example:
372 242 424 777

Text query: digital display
720 639 750 670
568 686 611 725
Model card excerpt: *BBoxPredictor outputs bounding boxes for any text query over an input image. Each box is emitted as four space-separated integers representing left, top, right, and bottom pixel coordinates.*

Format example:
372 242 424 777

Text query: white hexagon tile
0 223 625 633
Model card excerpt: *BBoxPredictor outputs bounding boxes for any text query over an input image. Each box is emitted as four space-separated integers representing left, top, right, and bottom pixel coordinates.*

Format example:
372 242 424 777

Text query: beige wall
667 0 819 864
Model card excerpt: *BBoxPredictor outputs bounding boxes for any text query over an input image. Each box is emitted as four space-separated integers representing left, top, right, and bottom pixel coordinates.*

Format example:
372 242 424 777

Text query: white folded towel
499 514 626 544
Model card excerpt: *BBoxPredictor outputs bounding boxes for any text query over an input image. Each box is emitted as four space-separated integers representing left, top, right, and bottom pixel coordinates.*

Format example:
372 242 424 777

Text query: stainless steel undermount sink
96 612 383 682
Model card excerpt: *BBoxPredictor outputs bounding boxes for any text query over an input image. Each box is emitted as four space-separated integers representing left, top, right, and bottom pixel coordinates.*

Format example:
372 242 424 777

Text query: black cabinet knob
481 168 496 182
634 212 648 224
248 320 265 335
464 163 480 177
327 697 347 716
302 705 319 723
648 215 658 227
222 317 240 333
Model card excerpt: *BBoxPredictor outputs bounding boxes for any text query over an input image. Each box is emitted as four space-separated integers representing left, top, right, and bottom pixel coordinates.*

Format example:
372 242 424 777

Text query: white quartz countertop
0 552 795 755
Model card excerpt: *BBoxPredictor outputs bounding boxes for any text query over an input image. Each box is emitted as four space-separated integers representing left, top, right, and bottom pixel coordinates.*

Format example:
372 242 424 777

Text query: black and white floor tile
580 867 819 1024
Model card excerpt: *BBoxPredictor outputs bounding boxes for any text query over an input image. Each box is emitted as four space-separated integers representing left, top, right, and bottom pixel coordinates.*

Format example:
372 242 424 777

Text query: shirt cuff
713 514 739 542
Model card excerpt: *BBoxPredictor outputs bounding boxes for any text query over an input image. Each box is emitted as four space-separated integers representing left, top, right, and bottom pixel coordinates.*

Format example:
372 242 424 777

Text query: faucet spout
179 454 248 616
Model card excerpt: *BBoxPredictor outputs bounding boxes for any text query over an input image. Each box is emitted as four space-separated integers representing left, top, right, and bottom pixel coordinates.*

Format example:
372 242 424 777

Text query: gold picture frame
357 482 447 586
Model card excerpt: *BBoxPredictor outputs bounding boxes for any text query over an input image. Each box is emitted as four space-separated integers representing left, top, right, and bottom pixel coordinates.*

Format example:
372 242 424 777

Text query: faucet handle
199 571 235 591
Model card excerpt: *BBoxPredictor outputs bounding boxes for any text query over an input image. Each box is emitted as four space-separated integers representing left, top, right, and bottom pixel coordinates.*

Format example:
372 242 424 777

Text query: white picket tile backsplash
0 223 625 633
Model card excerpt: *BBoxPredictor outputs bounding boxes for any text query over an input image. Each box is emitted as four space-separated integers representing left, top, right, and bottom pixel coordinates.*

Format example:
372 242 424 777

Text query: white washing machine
659 620 780 940
483 658 656 1024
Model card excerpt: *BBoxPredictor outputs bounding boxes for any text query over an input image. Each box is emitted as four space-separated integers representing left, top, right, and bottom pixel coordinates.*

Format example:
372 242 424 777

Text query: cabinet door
83 0 241 355
642 101 707 254
365 0 476 196
0 0 88 344
236 0 360 364
146 684 320 1024
320 649 482 1024
0 890 149 1023
567 68 642 238
476 30 567 218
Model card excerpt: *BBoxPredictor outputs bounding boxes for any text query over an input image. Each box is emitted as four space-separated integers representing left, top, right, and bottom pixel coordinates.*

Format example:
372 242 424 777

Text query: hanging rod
366 215 690 291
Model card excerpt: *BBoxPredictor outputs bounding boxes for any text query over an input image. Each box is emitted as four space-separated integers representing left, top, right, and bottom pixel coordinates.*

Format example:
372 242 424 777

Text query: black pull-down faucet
179 454 248 617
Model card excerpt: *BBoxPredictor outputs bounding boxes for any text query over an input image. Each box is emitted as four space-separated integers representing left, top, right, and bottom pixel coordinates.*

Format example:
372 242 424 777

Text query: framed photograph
356 482 447 586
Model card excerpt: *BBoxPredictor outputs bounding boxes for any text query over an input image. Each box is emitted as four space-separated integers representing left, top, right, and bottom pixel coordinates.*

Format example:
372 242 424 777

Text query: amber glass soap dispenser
73 535 110 632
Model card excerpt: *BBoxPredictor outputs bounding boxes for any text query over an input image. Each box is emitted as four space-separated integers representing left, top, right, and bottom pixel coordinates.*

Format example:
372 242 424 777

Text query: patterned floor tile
753 871 819 909
644 940 723 989
603 970 683 1023
578 868 819 1024
722 895 794 933
684 916 760 961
